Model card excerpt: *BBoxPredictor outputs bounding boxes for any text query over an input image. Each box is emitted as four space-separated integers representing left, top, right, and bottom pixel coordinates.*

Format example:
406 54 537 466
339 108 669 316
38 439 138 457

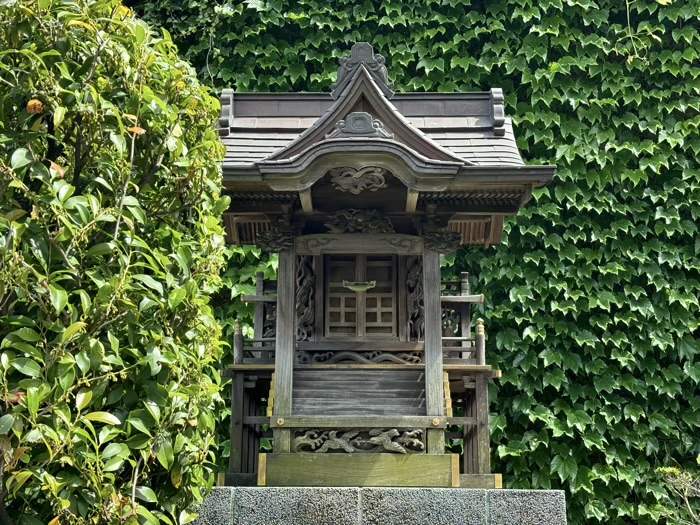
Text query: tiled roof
222 103 523 169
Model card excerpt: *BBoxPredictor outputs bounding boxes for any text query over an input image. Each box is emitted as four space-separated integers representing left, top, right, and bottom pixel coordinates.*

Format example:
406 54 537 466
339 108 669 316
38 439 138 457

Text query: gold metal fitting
276 417 285 426
432 418 441 427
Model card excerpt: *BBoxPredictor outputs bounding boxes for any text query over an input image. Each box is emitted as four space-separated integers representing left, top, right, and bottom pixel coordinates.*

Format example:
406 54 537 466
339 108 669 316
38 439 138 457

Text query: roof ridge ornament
331 43 395 100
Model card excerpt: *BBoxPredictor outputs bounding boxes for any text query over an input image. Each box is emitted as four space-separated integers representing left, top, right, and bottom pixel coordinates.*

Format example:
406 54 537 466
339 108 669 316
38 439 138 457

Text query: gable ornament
331 42 395 99
326 112 393 140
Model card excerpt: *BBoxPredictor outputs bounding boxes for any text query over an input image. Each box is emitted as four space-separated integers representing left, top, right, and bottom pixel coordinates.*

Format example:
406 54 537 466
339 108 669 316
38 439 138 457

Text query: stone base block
195 487 567 525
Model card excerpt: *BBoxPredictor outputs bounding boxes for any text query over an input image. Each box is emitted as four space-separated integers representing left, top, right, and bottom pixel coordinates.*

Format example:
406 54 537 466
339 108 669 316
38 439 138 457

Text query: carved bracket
257 229 294 252
328 166 388 194
423 230 463 253
292 428 425 454
325 209 394 234
326 113 393 140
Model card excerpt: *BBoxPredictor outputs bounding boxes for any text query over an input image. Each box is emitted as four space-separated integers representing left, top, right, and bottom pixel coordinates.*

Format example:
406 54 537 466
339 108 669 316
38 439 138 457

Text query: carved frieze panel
406 256 424 341
292 428 424 454
325 209 394 234
326 113 393 140
328 166 388 194
296 350 422 365
295 256 315 341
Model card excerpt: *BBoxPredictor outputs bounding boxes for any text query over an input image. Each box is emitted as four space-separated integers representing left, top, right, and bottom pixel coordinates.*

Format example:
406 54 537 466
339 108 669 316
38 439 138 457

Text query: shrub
0 0 227 523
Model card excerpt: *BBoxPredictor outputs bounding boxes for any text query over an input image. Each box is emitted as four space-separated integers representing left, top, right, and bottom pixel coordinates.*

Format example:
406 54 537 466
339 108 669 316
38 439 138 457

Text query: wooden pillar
475 373 491 473
253 272 264 358
229 321 244 473
272 246 295 452
422 248 445 454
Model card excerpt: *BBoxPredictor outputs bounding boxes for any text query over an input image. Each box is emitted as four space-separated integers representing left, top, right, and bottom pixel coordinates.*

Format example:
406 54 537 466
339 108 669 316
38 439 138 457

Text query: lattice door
325 255 397 338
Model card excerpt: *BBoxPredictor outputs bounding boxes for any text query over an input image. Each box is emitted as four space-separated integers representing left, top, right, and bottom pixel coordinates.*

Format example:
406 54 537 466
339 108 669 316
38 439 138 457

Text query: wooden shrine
219 43 555 488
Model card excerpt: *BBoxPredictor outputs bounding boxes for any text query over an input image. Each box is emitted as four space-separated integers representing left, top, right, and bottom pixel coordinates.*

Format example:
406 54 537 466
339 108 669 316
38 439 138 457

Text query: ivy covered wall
129 0 700 523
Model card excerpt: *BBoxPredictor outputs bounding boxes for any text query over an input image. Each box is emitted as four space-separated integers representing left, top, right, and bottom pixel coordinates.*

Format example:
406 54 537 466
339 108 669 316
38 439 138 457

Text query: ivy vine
130 0 700 523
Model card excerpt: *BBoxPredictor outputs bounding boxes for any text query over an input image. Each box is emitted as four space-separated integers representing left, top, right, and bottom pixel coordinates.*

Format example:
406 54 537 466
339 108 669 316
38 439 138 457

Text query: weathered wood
439 294 484 303
273 247 295 417
459 473 502 489
296 233 423 255
297 341 424 352
233 321 244 365
243 416 271 424
475 374 491 474
242 295 278 303
272 246 295 453
398 255 408 341
223 472 257 487
313 255 324 341
269 415 446 428
475 319 486 366
227 363 493 372
446 416 477 425
228 372 245 472
260 453 458 487
422 249 444 427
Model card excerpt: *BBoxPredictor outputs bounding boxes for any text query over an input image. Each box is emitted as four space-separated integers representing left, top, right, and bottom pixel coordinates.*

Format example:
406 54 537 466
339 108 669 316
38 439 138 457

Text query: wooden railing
440 272 486 365
231 271 487 367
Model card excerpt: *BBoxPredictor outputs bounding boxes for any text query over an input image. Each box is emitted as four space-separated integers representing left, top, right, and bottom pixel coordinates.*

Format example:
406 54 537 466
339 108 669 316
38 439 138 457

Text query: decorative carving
296 350 422 365
295 256 315 341
293 429 424 454
382 237 420 252
326 114 393 140
423 230 463 253
328 166 388 194
298 236 333 253
256 229 294 252
263 303 276 339
406 256 424 340
331 43 395 99
325 209 394 234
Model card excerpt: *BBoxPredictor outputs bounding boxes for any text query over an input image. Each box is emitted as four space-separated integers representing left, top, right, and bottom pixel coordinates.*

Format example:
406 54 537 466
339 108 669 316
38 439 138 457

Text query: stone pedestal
195 487 567 525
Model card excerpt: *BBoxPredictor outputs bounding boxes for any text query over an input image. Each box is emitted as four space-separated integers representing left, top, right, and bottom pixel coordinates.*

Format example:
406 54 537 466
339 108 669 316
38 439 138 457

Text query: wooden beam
226 363 493 372
296 234 423 255
269 415 447 429
299 188 314 213
242 295 277 303
440 294 484 304
406 189 419 212
272 245 295 452
260 453 458 487
459 474 502 489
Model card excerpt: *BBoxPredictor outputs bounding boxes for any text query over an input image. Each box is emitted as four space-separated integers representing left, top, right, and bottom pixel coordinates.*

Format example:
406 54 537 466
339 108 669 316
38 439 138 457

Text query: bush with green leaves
0 0 227 523
131 0 700 523
658 457 700 525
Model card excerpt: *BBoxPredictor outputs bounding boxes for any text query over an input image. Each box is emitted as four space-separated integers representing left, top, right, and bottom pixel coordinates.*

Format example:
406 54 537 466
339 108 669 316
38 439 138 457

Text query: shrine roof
218 43 554 193
221 92 524 170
